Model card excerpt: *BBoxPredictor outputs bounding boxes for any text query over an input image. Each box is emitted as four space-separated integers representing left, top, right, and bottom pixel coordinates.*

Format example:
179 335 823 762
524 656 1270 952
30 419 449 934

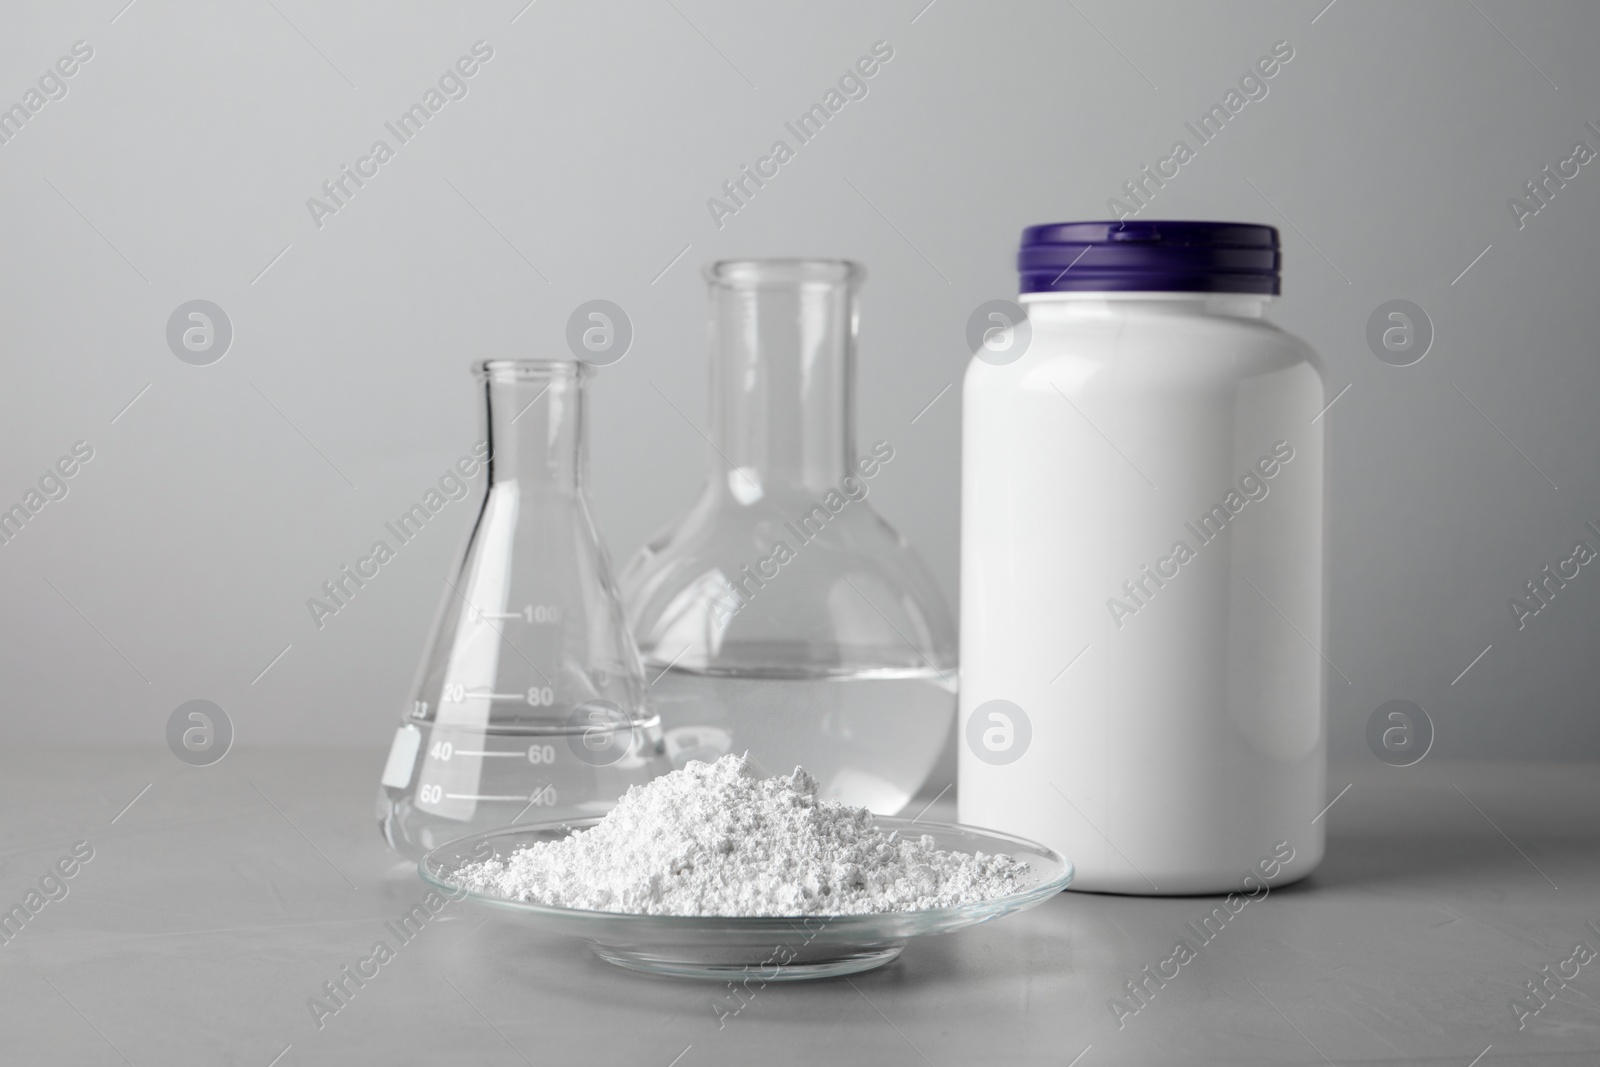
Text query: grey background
3 0 1598 761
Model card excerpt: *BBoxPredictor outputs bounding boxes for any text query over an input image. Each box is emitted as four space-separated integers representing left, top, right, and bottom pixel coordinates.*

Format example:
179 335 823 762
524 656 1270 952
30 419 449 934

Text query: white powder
453 754 1028 916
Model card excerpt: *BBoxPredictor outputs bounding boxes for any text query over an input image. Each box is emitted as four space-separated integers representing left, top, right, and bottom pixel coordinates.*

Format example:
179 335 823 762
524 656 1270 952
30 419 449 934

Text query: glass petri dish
420 816 1072 981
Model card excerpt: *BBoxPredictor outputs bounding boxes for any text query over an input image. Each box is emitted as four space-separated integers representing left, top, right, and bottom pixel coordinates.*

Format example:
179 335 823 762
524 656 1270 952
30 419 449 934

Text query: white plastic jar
958 221 1325 894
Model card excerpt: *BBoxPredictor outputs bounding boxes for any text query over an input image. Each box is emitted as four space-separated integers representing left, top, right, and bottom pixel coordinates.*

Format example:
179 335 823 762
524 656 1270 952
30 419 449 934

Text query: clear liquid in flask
648 665 955 814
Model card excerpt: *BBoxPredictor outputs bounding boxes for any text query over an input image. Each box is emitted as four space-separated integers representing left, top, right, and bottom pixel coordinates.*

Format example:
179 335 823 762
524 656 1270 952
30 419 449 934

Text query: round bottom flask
379 360 667 860
621 261 957 813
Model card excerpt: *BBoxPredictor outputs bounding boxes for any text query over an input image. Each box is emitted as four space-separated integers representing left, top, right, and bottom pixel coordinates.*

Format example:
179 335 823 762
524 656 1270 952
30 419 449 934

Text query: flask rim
705 259 864 289
473 359 589 381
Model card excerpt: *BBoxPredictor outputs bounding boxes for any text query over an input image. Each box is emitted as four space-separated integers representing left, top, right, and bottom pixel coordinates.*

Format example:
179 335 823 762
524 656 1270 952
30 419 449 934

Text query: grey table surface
3 748 1597 1067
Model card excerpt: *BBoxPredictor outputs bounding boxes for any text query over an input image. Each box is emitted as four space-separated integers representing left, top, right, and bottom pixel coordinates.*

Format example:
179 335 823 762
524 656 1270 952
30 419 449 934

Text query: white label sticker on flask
381 724 422 789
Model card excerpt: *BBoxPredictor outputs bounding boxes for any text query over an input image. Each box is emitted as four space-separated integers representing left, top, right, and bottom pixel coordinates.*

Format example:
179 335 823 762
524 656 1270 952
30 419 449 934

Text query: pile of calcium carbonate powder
452 754 1029 916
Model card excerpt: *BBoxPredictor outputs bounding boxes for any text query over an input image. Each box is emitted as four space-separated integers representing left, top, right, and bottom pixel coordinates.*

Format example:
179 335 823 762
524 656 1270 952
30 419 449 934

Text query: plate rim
418 814 1074 927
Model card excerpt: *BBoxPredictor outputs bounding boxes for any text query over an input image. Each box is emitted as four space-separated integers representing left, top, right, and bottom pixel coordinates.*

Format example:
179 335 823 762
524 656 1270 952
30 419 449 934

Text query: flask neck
706 260 861 498
477 361 589 492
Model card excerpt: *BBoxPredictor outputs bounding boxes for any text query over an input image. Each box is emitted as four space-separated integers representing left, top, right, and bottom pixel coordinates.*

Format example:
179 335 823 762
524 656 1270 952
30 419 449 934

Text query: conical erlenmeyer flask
620 260 957 813
378 359 666 859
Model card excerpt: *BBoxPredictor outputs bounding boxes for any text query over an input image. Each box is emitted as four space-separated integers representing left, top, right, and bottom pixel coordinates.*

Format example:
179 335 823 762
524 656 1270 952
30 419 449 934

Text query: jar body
958 293 1325 894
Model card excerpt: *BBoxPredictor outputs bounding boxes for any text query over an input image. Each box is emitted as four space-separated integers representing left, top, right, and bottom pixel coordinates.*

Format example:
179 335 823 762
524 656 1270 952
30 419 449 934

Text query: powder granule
452 754 1028 916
